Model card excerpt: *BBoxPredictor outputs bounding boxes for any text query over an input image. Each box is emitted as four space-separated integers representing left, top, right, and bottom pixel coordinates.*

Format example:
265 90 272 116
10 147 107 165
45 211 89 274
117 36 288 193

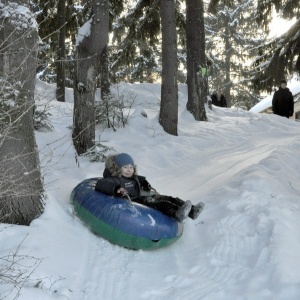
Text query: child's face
120 164 134 177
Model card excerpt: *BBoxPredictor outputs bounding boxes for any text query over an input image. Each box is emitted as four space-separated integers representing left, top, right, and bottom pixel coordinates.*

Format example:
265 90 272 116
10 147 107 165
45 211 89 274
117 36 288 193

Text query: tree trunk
56 0 66 102
99 45 111 101
159 0 178 136
186 0 207 121
224 25 231 107
73 0 109 155
99 45 111 128
0 1 44 225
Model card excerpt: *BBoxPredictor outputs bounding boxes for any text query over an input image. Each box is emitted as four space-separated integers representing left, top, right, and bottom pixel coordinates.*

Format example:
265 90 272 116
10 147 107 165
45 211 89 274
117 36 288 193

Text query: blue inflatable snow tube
71 178 183 250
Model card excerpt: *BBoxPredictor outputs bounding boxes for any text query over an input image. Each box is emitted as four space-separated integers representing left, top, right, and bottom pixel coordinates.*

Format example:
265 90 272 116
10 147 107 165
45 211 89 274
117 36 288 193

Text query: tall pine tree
206 0 267 109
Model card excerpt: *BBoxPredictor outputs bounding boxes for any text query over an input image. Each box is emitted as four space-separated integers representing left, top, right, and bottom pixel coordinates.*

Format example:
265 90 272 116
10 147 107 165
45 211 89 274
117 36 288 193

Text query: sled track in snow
136 180 276 300
69 235 137 299
188 142 279 191
189 205 273 299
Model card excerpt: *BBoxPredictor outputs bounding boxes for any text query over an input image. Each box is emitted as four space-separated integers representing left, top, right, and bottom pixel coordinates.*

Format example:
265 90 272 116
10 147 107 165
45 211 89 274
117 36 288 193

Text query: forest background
34 0 299 107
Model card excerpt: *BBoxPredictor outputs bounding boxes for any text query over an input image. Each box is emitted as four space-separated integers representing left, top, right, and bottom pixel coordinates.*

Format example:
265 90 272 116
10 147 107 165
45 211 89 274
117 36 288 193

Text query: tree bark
0 1 44 225
159 0 178 136
224 25 232 107
56 0 66 102
186 0 207 121
73 0 109 155
99 45 111 101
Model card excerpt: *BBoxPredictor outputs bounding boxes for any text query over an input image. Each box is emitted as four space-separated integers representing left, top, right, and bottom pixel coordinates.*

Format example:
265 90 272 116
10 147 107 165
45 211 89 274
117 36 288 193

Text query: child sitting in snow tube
95 153 205 223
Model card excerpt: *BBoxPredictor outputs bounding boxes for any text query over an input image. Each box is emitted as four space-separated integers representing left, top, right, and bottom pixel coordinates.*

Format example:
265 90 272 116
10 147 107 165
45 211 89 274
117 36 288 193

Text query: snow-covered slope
1 81 300 300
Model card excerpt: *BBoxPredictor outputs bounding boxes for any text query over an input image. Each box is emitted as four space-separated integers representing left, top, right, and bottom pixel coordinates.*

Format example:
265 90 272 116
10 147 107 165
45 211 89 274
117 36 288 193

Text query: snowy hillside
0 80 300 300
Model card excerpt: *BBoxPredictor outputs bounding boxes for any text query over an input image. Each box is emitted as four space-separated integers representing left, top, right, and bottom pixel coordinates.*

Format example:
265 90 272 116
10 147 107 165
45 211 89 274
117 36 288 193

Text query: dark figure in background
272 80 294 118
211 88 227 107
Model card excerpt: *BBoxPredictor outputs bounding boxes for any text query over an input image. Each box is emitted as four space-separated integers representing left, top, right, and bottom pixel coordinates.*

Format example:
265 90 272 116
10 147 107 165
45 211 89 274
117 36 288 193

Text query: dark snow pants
135 195 194 219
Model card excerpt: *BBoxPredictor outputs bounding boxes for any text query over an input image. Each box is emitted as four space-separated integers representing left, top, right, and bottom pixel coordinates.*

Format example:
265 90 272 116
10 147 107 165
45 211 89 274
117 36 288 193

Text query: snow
1 80 300 300
75 19 92 47
0 3 38 30
250 78 300 113
269 15 297 38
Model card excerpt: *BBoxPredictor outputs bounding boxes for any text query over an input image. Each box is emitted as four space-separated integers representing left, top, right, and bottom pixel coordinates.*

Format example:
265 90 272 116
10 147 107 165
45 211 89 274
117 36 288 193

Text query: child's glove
117 187 127 196
144 196 156 203
141 179 151 191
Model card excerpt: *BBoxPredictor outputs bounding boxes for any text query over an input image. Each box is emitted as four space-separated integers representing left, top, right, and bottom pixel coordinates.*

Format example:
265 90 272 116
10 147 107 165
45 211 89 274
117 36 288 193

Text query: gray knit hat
114 153 134 168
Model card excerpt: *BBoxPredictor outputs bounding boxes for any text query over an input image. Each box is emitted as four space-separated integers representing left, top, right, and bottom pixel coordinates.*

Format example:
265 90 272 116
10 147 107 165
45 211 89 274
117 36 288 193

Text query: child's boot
175 200 192 222
189 202 205 220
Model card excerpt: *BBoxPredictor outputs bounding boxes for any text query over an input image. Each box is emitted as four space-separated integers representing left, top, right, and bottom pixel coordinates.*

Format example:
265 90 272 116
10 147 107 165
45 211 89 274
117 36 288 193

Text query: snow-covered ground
1 80 300 300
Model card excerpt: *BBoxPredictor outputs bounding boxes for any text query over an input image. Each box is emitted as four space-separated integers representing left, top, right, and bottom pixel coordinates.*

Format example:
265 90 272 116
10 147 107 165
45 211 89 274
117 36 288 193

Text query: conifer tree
159 0 178 135
185 0 208 121
56 0 66 102
208 0 300 92
33 0 82 85
206 0 266 109
251 0 300 91
72 0 109 155
0 1 44 225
